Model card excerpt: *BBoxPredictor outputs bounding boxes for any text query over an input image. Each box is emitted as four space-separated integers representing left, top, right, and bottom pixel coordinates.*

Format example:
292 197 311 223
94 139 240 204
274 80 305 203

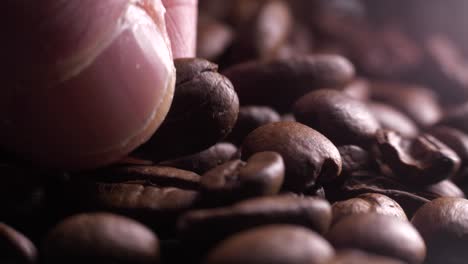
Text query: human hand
0 0 197 169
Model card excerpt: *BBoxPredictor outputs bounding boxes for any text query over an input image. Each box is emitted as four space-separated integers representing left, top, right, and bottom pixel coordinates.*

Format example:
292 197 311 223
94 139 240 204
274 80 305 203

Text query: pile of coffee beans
5 1 468 263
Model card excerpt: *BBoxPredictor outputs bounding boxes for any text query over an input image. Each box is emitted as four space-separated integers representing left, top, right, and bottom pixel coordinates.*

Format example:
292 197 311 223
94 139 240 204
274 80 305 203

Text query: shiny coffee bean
412 197 468 264
376 130 460 186
241 122 342 192
42 213 160 264
159 143 238 175
0 223 37 264
293 89 380 147
201 152 285 205
136 58 239 161
337 145 375 176
416 180 465 200
430 126 468 186
204 225 334 264
65 165 200 234
328 250 406 264
227 106 281 145
197 15 234 61
223 54 354 112
370 82 442 127
230 0 292 62
178 195 332 246
328 213 426 264
368 102 419 137
331 193 407 225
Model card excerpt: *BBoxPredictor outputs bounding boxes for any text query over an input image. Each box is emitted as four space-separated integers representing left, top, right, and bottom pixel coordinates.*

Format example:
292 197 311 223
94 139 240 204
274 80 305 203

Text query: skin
0 0 197 169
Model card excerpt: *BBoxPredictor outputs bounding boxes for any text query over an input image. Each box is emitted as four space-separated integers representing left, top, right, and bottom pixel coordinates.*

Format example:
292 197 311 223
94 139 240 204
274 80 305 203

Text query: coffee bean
430 126 468 186
0 223 37 264
376 129 460 186
135 58 239 161
159 143 238 175
204 225 334 264
241 122 342 192
227 106 281 145
201 152 285 205
223 54 354 112
412 198 468 264
294 89 380 147
368 102 419 137
370 82 442 127
229 0 292 63
42 213 160 263
197 15 234 61
337 145 375 176
416 180 465 200
328 250 406 264
64 165 200 235
328 213 426 264
331 193 407 225
178 195 332 246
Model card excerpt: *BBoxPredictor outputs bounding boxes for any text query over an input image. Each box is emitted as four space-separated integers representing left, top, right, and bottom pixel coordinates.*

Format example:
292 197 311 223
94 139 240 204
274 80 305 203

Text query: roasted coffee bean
178 195 332 246
368 102 419 137
430 126 468 185
64 165 200 235
42 213 160 264
412 198 468 264
227 106 281 145
376 130 460 186
370 82 442 127
416 180 465 200
201 152 285 205
204 225 334 264
328 213 426 264
342 78 371 101
223 54 354 112
229 0 292 63
0 223 37 264
328 250 406 264
135 58 239 161
331 193 407 225
241 122 342 192
197 15 234 61
159 143 238 175
337 145 375 176
293 89 380 147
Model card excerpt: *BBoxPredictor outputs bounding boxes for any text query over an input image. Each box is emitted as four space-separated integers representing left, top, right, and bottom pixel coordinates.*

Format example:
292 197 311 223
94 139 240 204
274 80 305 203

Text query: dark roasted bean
178 195 332 246
42 213 160 264
294 89 380 147
337 145 375 176
376 130 461 186
135 58 239 161
331 193 407 225
204 225 334 264
159 143 238 174
201 152 285 205
227 106 281 145
368 102 419 137
242 122 342 192
223 55 354 112
412 198 468 264
328 213 426 264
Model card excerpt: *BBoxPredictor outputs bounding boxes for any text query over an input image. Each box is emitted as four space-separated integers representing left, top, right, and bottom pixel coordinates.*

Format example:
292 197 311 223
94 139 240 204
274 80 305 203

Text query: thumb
162 0 198 58
0 0 176 169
